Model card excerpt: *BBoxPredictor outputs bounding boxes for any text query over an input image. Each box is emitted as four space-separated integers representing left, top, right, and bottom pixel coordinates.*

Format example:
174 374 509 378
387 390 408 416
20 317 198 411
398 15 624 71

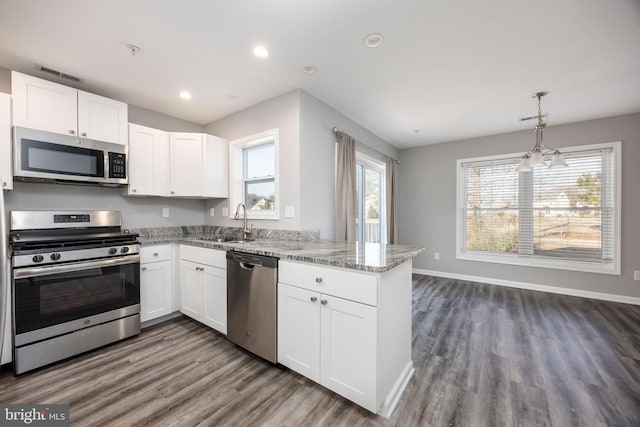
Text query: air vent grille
39 66 81 83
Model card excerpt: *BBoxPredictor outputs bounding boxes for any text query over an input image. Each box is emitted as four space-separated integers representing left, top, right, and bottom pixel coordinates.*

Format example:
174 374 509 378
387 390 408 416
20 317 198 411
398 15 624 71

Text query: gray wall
1 66 206 228
299 91 398 238
398 112 640 298
203 89 399 239
204 90 301 231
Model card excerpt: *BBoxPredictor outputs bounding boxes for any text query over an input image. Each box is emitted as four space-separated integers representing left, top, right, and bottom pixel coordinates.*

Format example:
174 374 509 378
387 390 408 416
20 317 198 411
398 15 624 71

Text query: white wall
398 112 640 299
204 90 301 231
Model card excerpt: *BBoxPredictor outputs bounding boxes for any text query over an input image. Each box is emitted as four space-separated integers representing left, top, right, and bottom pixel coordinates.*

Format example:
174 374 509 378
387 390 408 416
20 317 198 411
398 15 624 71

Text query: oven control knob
121 247 130 254
50 253 61 261
32 255 44 263
109 248 118 255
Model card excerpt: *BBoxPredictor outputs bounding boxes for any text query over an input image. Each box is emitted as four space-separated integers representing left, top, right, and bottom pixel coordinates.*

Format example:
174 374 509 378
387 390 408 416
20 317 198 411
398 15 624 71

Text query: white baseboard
412 268 640 306
378 361 414 419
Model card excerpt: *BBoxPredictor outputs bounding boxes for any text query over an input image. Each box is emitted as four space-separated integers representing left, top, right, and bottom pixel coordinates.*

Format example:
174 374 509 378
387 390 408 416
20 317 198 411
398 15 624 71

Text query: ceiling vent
39 65 81 83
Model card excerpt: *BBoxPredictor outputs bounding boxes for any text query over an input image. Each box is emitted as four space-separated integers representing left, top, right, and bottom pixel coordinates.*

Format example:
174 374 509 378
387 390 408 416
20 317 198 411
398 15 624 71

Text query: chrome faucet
234 203 252 240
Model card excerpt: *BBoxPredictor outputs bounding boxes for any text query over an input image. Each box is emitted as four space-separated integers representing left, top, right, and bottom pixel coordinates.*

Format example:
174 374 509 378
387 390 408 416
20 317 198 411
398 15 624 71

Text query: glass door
356 153 385 244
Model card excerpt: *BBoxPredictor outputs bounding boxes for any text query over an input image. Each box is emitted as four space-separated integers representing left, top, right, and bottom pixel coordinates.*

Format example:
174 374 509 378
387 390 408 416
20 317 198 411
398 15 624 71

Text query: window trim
229 129 279 220
455 141 621 275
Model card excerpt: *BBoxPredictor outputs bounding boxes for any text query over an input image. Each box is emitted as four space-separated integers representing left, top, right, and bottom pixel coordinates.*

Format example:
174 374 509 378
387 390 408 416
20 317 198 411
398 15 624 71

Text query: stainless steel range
9 210 140 374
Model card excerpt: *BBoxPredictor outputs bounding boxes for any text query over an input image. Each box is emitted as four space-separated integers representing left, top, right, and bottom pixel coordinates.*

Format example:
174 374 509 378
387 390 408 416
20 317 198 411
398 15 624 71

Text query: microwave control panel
109 152 127 178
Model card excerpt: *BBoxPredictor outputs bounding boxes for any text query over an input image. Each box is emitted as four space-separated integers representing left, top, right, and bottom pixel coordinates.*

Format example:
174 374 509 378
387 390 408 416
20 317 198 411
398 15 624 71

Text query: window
456 142 620 274
356 152 386 244
229 129 279 219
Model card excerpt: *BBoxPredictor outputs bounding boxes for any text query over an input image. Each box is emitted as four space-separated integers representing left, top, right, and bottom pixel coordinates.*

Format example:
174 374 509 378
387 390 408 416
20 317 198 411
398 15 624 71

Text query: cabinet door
77 91 128 145
140 260 173 323
11 71 77 136
202 266 227 334
320 295 377 412
0 92 11 190
202 134 229 198
179 260 203 320
278 283 321 382
128 124 169 196
169 133 203 197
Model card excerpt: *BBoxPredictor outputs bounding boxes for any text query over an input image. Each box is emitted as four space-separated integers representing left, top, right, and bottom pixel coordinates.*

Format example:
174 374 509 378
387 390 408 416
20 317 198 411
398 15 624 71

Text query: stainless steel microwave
13 126 128 186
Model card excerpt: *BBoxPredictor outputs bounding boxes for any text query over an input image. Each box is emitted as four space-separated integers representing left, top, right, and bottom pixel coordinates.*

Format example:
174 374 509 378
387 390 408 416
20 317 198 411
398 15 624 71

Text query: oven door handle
13 255 140 279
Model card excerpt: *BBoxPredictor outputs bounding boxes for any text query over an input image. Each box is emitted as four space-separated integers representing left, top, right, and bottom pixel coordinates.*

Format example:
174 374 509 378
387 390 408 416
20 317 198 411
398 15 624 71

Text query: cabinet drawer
140 245 172 263
279 261 377 306
180 244 226 268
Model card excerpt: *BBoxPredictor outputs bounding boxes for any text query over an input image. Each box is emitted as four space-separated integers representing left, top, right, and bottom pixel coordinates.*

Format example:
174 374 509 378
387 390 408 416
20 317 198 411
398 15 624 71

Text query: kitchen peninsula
136 227 424 417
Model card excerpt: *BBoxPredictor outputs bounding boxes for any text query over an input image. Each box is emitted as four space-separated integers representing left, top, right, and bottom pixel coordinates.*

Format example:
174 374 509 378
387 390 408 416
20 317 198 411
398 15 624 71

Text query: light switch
209 208 215 217
634 271 640 281
285 206 295 218
222 207 229 217
434 252 440 260
162 208 170 218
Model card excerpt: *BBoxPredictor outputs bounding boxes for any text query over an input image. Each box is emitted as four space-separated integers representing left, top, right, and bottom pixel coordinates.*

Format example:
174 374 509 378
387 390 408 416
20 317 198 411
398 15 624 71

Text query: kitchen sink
198 236 254 243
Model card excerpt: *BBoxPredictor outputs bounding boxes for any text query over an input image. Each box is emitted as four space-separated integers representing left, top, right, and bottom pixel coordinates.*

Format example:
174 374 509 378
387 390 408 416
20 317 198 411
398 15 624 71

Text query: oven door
13 255 140 344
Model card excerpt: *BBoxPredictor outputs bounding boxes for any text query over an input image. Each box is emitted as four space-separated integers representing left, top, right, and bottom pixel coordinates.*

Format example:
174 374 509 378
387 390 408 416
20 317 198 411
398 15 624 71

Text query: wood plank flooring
1 274 639 426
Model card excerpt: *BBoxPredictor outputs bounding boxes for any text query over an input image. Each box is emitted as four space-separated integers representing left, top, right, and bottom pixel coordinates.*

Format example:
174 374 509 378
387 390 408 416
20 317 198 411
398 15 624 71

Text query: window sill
456 250 620 275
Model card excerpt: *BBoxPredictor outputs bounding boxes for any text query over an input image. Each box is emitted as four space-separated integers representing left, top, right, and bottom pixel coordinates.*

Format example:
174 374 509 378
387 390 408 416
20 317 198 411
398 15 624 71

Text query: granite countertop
139 236 424 273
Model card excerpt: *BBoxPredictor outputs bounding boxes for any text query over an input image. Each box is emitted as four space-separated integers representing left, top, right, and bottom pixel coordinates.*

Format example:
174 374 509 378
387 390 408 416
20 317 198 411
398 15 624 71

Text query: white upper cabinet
203 134 229 198
169 132 228 198
11 71 77 136
0 92 12 190
11 71 128 145
77 91 128 144
170 132 203 197
128 124 170 196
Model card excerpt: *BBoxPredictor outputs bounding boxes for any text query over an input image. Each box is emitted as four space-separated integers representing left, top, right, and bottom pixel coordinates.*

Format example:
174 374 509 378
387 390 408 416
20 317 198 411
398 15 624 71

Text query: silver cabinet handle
141 266 147 271
310 296 317 302
1 181 6 187
69 129 75 134
132 189 137 193
315 277 323 283
171 191 175 195
320 299 328 305
153 252 159 256
81 132 87 136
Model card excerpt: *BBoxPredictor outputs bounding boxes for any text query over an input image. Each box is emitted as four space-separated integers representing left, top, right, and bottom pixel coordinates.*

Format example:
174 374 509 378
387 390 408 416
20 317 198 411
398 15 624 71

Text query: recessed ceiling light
364 33 384 48
179 91 192 100
253 46 269 58
302 65 316 75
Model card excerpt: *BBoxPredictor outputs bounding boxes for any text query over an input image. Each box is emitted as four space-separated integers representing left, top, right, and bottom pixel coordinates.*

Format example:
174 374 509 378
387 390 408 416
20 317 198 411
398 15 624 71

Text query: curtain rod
332 127 399 164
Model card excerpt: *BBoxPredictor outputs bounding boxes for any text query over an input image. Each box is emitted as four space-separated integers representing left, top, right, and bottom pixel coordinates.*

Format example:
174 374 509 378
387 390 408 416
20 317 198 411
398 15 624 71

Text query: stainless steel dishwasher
226 251 278 363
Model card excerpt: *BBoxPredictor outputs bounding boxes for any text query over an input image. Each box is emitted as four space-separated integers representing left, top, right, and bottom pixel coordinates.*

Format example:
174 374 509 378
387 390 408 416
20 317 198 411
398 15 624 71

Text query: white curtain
385 157 397 244
335 131 357 241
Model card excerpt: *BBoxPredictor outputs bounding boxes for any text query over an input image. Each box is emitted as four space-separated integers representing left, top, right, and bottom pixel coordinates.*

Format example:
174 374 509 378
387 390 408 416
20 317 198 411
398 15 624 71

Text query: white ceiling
0 0 639 148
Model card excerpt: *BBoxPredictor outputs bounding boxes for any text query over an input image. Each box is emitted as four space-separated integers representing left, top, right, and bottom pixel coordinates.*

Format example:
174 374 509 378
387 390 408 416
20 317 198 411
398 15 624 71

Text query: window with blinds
456 141 620 275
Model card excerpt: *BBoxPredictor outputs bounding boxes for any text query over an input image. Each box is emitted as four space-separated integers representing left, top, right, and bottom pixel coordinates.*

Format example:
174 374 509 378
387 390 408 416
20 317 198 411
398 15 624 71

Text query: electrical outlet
434 252 440 260
634 271 640 281
209 208 215 217
162 208 170 218
285 206 295 218
222 207 229 217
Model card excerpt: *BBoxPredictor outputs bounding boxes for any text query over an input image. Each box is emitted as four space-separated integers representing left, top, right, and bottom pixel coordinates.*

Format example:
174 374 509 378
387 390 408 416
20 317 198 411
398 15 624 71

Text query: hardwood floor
1 274 639 426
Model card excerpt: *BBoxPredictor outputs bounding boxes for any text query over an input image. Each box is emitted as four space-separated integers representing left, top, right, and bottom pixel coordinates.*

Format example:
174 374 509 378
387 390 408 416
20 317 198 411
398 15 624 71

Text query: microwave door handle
13 255 140 280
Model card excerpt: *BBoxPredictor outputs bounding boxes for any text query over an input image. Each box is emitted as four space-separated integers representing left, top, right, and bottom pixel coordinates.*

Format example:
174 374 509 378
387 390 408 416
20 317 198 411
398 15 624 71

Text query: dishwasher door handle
239 261 256 270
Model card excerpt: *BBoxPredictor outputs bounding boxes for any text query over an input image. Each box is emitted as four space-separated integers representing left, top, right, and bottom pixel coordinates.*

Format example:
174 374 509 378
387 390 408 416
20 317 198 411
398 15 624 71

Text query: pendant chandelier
517 91 567 171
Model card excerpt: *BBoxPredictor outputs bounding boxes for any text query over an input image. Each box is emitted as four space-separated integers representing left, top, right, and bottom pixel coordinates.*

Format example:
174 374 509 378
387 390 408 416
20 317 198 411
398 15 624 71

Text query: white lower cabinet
278 283 377 412
278 260 414 417
179 245 227 334
140 245 173 323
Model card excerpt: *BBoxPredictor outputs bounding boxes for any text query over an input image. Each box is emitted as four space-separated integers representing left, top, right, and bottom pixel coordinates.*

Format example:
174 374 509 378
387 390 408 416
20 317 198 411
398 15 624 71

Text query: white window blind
457 142 620 275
